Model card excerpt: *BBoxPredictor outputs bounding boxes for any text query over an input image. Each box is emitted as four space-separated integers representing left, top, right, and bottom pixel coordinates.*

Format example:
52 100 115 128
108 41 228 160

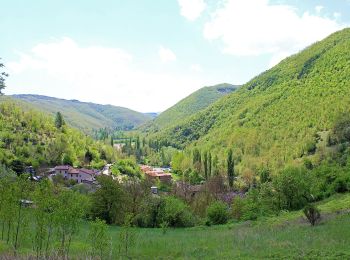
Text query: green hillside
11 94 152 134
0 99 116 170
150 28 350 172
141 83 238 132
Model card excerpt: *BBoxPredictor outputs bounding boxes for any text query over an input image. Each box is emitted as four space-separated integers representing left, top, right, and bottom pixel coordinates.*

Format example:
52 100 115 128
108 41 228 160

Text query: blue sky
1 0 349 112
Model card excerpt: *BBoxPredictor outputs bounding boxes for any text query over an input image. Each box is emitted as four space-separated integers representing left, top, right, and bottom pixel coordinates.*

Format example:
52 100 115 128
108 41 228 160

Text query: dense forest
141 83 238 133
0 99 116 172
10 94 152 134
144 28 350 175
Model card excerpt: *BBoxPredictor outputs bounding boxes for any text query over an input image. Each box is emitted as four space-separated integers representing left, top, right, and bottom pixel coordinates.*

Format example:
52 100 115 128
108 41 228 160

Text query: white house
53 166 99 183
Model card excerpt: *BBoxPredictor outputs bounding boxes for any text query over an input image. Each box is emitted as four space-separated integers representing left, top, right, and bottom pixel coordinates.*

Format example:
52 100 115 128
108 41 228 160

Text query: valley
1 11 350 259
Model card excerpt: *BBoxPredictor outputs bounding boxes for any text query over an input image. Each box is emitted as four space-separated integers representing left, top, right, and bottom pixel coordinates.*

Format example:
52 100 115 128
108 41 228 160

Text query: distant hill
143 112 159 119
141 83 238 132
148 28 350 172
10 94 152 134
0 99 116 170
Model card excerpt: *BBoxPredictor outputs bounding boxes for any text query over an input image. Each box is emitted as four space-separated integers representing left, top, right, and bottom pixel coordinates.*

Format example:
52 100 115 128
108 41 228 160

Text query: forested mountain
148 28 350 173
10 94 152 134
0 99 116 171
141 83 238 132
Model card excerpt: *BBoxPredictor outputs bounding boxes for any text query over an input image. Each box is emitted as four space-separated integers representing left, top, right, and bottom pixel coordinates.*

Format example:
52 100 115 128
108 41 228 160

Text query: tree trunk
6 220 11 244
14 203 23 250
1 221 5 240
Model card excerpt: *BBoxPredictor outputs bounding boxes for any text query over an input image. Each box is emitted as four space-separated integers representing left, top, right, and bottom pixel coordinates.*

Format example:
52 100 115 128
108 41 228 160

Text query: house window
71 174 73 177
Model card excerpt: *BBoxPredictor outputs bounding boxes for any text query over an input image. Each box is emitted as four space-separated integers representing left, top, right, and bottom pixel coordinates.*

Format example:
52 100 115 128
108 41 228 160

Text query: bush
332 173 350 193
273 167 312 210
241 198 259 221
159 196 195 227
231 196 244 220
134 196 162 228
303 204 321 226
206 201 229 225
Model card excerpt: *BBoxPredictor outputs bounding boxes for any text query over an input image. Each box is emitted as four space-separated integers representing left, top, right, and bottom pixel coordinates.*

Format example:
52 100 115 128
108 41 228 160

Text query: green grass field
1 193 350 259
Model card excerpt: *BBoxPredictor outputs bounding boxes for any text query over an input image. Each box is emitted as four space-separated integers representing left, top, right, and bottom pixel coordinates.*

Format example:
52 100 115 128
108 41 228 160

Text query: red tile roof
55 165 72 171
145 170 171 178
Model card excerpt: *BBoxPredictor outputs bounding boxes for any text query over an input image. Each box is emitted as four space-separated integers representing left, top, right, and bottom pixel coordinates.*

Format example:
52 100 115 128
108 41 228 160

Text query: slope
141 83 238 132
10 94 152 134
151 28 350 172
0 99 116 170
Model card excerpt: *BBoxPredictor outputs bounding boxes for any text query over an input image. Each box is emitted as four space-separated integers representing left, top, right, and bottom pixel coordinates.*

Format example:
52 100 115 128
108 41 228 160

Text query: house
53 165 99 183
145 169 172 183
140 165 152 173
140 165 172 183
53 165 71 175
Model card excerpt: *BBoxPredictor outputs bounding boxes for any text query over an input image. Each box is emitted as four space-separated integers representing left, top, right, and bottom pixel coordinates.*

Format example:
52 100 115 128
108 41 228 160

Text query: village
45 163 173 193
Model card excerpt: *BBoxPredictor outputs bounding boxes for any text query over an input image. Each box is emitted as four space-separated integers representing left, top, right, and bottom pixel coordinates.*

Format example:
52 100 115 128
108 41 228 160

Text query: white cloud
315 5 324 14
178 0 206 21
158 46 177 62
6 38 208 112
190 64 202 72
203 0 346 65
334 12 341 19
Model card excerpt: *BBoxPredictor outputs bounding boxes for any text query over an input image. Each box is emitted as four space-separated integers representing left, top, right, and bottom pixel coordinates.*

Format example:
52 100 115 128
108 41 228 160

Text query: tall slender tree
208 152 212 178
212 155 219 176
203 152 208 180
0 58 8 95
227 149 235 188
55 112 65 129
192 148 202 173
110 136 114 147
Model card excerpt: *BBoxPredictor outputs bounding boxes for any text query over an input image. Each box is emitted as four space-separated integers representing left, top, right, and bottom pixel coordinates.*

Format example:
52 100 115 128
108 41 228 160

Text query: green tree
259 167 271 184
193 148 202 173
55 112 65 129
56 189 88 258
208 152 212 178
0 58 8 95
90 175 127 224
212 155 219 176
88 218 109 259
206 201 229 225
118 214 136 258
303 204 321 226
13 175 32 251
227 149 235 188
32 180 60 258
203 152 208 180
273 167 312 210
159 196 194 227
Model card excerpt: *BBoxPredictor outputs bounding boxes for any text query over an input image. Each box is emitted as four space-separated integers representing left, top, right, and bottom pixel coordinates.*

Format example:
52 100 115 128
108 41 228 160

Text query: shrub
332 173 350 193
303 204 321 226
273 167 312 210
206 201 229 225
134 196 162 228
241 198 259 221
88 218 109 259
231 196 244 220
159 196 195 227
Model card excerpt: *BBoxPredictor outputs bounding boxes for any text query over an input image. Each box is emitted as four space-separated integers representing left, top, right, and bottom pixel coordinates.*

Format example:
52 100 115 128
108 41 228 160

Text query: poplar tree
0 58 8 95
208 152 212 178
55 112 65 129
203 152 208 180
227 149 235 188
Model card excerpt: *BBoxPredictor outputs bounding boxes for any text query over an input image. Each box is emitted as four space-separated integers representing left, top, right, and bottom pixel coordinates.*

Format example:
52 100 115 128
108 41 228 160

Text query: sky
1 0 349 112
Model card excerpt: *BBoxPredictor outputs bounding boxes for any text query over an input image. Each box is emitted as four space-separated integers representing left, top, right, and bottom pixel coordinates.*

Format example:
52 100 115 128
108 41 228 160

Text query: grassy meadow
1 193 349 259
